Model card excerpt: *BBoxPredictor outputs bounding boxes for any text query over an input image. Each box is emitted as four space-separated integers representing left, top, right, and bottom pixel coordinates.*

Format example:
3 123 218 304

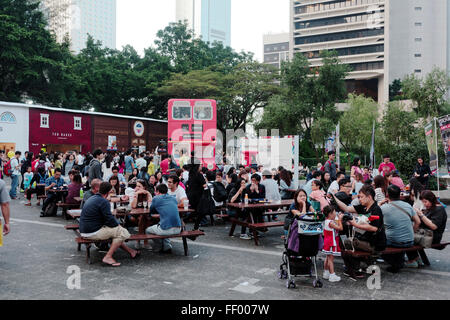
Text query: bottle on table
244 194 249 205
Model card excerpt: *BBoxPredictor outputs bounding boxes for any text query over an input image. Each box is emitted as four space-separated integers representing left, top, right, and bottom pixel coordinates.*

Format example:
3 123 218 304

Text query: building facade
176 0 231 47
0 101 167 156
263 33 290 69
290 0 449 105
42 0 116 53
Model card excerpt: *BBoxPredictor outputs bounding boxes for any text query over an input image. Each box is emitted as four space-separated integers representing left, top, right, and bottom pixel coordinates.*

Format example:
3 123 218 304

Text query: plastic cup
183 200 189 210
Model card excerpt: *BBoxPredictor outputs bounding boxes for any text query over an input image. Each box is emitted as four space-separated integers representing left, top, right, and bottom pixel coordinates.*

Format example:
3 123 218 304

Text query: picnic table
227 199 293 245
67 207 195 235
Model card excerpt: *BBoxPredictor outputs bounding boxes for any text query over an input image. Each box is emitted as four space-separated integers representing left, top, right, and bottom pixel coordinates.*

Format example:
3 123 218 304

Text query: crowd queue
0 149 445 277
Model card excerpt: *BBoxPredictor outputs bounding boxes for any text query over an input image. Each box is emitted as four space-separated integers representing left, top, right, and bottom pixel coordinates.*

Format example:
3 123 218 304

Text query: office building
263 33 290 69
42 0 116 53
176 0 231 47
290 0 449 104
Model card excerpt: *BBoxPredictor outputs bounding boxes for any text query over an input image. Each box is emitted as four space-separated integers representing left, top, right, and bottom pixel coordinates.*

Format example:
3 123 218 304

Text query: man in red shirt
378 154 396 176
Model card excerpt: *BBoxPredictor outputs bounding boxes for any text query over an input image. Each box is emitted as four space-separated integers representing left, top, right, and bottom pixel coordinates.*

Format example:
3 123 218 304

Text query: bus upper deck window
172 101 191 120
193 101 213 120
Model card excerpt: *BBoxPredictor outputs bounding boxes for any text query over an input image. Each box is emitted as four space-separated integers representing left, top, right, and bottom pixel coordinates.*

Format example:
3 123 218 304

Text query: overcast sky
116 0 290 62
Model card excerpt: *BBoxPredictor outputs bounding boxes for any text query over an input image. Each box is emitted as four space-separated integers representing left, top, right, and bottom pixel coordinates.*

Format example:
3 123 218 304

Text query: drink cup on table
183 199 189 210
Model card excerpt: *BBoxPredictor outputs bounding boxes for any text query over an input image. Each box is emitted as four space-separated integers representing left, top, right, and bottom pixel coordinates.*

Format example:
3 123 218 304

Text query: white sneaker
240 234 251 240
323 270 330 280
328 273 341 282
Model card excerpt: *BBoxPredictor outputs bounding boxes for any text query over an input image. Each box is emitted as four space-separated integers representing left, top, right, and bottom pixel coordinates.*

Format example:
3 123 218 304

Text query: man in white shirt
327 172 345 194
135 153 147 170
167 175 188 207
9 151 21 199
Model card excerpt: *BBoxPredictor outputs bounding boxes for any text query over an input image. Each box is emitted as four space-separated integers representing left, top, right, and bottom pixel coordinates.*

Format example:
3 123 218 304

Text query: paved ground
1 187 450 300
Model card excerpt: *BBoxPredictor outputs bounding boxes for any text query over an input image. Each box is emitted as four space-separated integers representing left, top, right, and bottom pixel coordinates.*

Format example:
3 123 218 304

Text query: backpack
320 160 332 172
36 160 46 172
212 182 227 202
3 160 12 177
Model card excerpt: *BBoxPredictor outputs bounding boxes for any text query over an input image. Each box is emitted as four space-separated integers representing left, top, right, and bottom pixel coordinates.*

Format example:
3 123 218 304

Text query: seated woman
309 180 329 211
107 176 122 201
386 171 405 191
131 179 153 209
66 174 83 204
284 189 312 237
128 168 139 184
406 190 448 267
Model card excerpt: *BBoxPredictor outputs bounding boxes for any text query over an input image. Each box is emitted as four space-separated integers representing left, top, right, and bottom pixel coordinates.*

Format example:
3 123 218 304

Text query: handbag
414 228 433 248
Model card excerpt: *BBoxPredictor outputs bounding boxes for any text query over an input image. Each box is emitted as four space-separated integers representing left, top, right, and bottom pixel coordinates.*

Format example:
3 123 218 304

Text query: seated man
79 182 139 266
167 175 188 208
332 185 386 280
145 184 182 254
80 179 102 209
41 168 65 217
381 185 420 273
333 178 353 206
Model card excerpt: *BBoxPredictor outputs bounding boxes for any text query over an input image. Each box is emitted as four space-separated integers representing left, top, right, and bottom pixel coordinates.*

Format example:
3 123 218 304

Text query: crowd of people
0 148 446 276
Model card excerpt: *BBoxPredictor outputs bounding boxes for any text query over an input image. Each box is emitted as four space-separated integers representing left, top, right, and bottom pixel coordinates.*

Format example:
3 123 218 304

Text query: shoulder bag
390 202 433 248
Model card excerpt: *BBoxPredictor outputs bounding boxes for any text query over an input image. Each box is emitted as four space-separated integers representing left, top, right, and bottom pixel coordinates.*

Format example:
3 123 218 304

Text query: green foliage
389 79 402 101
402 67 450 118
256 51 349 160
381 101 420 146
340 94 378 159
0 0 69 103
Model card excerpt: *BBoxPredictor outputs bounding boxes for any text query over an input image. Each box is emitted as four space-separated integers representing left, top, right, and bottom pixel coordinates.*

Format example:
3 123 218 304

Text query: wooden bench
341 242 450 273
68 226 205 264
229 218 284 246
57 203 81 220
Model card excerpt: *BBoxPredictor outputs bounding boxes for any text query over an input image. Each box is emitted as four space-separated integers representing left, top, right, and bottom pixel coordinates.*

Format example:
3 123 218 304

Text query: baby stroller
279 213 324 288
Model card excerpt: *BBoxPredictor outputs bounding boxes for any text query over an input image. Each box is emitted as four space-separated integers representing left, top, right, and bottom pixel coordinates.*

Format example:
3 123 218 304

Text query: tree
0 0 70 103
339 94 379 164
256 51 349 158
402 67 450 118
311 117 335 160
154 21 251 75
389 79 402 101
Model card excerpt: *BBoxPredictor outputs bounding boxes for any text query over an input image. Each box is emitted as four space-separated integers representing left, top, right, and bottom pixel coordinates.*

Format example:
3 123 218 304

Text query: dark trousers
382 241 414 272
42 193 60 212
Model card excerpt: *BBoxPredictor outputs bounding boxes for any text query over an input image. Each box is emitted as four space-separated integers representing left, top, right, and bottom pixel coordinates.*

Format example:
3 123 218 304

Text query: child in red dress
322 205 343 282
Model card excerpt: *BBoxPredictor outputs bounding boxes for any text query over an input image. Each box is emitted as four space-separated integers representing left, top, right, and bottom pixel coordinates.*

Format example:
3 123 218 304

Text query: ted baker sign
52 132 73 138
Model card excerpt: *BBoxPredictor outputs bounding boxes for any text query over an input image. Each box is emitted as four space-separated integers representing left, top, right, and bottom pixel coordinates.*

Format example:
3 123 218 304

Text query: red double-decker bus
168 99 217 169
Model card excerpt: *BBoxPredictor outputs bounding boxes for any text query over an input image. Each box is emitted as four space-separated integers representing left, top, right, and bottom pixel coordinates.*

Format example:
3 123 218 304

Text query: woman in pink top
310 180 330 211
386 171 405 191
350 157 363 180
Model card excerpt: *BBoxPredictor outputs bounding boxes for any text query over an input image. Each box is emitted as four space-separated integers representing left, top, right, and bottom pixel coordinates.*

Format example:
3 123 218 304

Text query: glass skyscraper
176 0 231 47
42 0 116 54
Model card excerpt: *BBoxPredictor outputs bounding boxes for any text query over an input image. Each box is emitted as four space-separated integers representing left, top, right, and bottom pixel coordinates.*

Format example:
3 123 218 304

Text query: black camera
341 212 354 222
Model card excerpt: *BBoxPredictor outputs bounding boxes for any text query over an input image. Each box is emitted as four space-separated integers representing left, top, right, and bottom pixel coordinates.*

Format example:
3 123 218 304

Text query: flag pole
434 117 440 199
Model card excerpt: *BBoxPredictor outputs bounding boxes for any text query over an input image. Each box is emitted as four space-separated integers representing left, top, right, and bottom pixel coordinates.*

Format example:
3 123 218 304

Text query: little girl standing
322 205 343 282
